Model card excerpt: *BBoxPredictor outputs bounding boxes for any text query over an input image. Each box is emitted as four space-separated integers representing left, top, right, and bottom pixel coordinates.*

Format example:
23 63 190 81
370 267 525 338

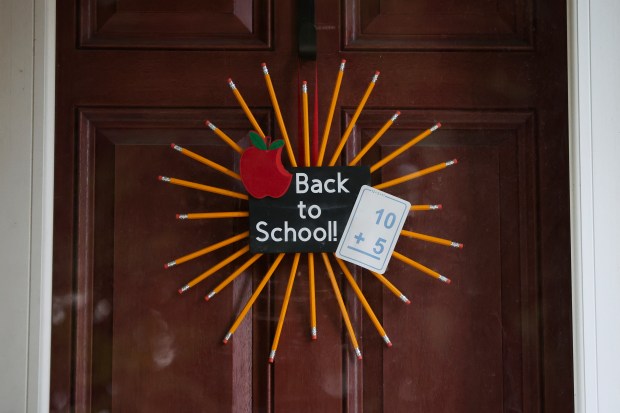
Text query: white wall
0 0 618 411
0 0 54 411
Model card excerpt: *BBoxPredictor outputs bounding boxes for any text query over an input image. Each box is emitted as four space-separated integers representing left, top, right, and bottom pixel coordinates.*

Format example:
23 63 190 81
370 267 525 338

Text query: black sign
249 166 371 252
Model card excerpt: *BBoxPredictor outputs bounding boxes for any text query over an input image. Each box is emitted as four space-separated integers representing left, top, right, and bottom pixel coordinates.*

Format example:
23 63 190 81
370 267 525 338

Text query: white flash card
336 185 411 274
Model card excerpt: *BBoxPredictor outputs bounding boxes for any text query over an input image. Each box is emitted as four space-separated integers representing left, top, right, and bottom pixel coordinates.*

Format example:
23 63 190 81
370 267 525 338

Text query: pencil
158 176 249 200
321 253 362 360
261 63 297 166
170 144 241 181
228 78 266 138
223 253 286 344
335 257 392 347
205 120 243 154
176 211 249 220
400 229 463 248
178 245 250 294
269 253 301 363
370 123 441 173
302 81 311 167
411 204 442 211
348 111 400 166
317 60 346 166
392 251 452 284
205 253 263 301
328 71 380 166
368 270 411 304
373 159 457 190
164 231 249 269
308 252 317 340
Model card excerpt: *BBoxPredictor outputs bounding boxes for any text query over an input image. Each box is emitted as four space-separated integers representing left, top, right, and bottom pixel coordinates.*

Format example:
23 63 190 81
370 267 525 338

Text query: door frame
19 0 618 411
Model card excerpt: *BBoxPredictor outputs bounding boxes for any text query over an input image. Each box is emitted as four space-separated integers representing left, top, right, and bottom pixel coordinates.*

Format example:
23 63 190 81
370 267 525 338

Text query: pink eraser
157 175 163 181
341 59 347 63
268 358 274 364
222 339 229 344
438 204 443 209
436 122 442 128
177 288 183 294
375 70 380 76
387 342 393 348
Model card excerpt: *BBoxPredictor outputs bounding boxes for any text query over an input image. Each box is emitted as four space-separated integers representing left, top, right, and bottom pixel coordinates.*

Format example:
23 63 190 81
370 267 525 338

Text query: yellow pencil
261 63 297 166
223 253 286 343
373 159 457 190
321 253 362 360
328 71 380 166
370 122 441 173
158 176 249 200
205 120 243 154
348 111 400 166
170 144 241 180
176 211 249 220
269 253 301 363
227 78 266 138
392 251 451 284
302 81 311 167
178 245 250 294
335 257 392 347
205 253 263 301
317 60 346 166
368 270 411 304
164 231 249 269
400 229 463 248
411 204 442 211
308 252 317 340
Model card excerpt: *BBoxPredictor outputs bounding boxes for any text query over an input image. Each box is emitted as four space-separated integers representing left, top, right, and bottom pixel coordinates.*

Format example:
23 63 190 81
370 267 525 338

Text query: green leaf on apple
268 139 285 150
249 131 268 150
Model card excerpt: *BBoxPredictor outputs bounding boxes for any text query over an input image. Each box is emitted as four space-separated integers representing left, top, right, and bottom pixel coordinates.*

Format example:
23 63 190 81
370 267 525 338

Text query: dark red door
52 0 572 412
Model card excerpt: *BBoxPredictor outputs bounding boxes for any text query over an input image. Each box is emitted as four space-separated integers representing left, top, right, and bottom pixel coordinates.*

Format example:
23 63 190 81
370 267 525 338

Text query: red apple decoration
240 132 293 199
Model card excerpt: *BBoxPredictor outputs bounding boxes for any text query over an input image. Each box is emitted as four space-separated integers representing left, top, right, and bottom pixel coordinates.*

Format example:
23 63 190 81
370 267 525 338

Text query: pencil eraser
227 78 233 83
204 295 210 302
453 158 458 164
222 339 229 344
261 62 267 67
157 175 163 181
205 120 211 126
177 288 184 294
405 299 411 305
438 204 443 210
375 70 380 76
446 278 452 285
357 354 363 360
387 342 393 348
164 263 169 269
268 358 274 363
436 122 442 128
459 244 464 249
312 335 317 341
341 59 347 63
396 111 401 115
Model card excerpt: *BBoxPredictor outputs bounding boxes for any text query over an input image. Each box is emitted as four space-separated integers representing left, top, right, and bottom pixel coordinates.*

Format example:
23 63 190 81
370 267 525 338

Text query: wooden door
51 0 573 412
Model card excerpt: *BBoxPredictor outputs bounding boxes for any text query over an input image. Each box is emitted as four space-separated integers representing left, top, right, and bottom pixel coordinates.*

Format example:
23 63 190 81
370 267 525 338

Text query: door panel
53 0 572 412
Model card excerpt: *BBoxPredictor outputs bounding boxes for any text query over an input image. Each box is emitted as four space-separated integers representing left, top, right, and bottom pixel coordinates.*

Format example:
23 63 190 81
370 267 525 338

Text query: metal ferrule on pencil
438 275 451 284
179 284 190 293
206 121 217 130
382 335 392 347
354 348 362 359
371 72 379 83
228 80 236 90
390 111 400 122
399 294 410 303
261 64 269 75
339 60 346 71
165 260 176 268
430 123 441 132
177 214 188 220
